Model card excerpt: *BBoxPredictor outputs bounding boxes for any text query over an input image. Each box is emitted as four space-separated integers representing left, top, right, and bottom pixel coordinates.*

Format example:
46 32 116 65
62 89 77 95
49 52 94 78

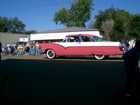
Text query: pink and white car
40 34 124 60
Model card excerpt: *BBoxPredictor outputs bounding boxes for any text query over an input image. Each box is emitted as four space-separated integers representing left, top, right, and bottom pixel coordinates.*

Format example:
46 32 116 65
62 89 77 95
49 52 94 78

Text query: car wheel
94 55 105 60
46 49 56 59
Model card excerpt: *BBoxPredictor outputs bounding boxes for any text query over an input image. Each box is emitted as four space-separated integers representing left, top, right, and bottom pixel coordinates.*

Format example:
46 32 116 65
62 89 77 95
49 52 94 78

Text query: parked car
40 34 124 60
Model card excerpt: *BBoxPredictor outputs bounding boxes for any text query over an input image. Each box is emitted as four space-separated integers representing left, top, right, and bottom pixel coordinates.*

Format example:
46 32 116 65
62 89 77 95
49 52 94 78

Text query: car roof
66 34 95 38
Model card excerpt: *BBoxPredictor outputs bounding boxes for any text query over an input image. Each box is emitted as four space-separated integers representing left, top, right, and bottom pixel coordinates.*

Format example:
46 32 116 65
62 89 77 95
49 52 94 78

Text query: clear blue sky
0 0 139 32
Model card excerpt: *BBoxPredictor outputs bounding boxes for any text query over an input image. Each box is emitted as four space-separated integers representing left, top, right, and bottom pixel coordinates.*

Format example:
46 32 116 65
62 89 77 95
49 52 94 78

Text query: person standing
35 42 40 55
122 40 140 97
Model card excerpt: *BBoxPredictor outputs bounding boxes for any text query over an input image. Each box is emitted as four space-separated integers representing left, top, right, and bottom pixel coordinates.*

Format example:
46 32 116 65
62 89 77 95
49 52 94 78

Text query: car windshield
93 36 104 42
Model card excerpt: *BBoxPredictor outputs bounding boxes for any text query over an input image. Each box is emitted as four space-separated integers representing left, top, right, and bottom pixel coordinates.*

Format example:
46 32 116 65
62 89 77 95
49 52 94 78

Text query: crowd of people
0 42 45 56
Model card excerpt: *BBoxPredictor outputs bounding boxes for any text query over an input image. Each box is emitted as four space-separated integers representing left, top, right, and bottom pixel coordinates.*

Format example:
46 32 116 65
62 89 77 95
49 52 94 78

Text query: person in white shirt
128 38 135 50
35 42 40 55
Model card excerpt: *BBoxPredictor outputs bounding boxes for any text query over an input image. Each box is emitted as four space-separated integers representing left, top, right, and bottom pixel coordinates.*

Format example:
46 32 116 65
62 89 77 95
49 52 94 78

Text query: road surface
0 55 140 105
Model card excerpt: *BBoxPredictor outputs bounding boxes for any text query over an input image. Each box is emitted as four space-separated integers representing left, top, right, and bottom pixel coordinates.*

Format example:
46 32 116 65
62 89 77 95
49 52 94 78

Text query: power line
0 1 69 12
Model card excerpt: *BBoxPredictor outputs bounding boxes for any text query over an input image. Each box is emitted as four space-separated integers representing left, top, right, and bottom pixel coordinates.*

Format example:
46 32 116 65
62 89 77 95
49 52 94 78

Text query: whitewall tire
94 55 105 60
46 49 56 59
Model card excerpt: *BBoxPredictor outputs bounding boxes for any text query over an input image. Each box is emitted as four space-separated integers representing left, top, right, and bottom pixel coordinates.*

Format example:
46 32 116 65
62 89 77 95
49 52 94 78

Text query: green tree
7 17 26 33
90 7 135 41
92 6 116 30
53 0 94 27
0 17 26 34
90 6 117 40
101 19 114 40
129 14 140 39
24 30 37 35
0 17 8 32
111 10 131 41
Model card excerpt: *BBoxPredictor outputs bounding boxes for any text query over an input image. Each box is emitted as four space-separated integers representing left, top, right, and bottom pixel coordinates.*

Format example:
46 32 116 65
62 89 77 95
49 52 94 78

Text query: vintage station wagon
40 34 124 60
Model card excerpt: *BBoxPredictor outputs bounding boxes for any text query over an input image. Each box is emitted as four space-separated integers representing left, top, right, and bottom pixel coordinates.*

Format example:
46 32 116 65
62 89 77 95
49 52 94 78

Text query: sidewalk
1 54 46 60
24 52 29 55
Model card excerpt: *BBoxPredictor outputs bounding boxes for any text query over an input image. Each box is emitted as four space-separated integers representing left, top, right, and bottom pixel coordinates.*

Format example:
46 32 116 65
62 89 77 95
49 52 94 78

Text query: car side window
73 37 80 42
66 37 75 42
65 36 81 42
81 36 93 42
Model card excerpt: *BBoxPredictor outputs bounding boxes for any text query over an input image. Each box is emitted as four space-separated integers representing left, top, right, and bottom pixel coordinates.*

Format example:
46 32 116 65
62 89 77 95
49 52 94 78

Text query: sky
0 0 139 32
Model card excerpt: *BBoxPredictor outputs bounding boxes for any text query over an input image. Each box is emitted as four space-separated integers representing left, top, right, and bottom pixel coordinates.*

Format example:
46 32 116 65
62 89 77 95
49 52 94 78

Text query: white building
30 27 102 43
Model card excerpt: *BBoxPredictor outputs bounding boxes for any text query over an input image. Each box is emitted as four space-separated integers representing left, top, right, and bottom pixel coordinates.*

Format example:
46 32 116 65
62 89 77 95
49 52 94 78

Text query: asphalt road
0 55 140 105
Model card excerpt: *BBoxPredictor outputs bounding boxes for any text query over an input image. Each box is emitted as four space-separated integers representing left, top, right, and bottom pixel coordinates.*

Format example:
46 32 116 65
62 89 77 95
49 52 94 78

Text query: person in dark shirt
122 40 140 97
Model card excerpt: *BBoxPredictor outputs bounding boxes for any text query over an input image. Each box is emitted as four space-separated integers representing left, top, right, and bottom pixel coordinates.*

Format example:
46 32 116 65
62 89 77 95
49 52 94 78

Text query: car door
80 36 96 55
60 36 83 55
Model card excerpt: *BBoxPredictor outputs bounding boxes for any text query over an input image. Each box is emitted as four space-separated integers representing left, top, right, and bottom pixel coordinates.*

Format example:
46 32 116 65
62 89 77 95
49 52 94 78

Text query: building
0 32 29 44
30 27 102 43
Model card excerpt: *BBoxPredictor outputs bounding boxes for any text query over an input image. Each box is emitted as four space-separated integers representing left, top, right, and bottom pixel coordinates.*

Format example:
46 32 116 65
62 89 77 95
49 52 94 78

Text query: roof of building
36 27 99 34
0 32 29 36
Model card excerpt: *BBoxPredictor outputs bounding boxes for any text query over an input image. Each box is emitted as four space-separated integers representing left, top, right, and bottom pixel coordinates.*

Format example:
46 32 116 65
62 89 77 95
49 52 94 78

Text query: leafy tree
90 7 136 41
53 8 70 26
101 19 114 40
24 30 37 35
0 17 26 34
53 0 94 27
111 10 131 41
90 6 117 40
7 17 26 33
92 6 117 30
129 14 140 39
0 17 8 32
